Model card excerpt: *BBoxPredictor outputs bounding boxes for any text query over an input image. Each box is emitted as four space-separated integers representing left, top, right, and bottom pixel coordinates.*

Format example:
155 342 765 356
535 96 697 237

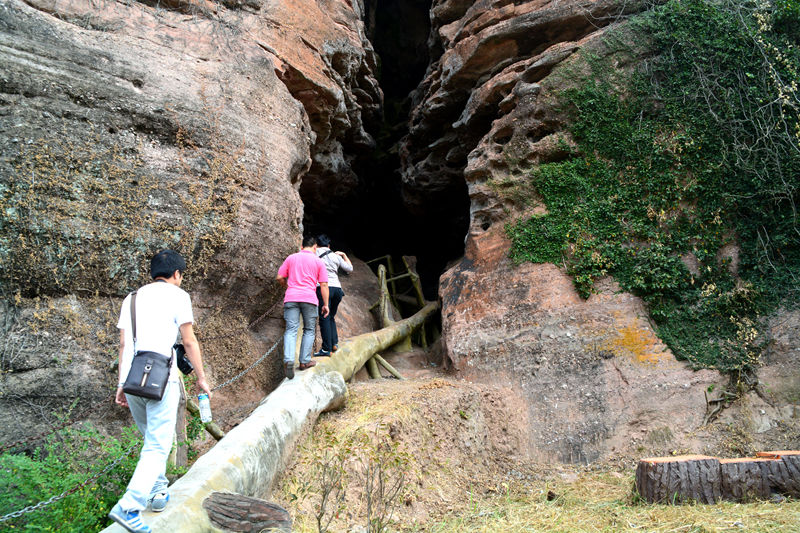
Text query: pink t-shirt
278 249 329 305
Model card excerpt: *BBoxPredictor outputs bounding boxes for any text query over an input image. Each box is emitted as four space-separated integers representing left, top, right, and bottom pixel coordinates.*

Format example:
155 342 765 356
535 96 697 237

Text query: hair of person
302 235 318 248
150 249 187 279
316 234 331 248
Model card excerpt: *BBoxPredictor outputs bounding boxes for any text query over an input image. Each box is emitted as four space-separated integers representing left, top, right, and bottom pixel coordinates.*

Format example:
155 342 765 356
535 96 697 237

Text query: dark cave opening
301 0 470 301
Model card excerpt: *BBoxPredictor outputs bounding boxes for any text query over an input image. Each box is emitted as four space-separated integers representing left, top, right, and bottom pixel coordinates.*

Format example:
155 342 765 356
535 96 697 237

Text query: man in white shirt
109 250 210 533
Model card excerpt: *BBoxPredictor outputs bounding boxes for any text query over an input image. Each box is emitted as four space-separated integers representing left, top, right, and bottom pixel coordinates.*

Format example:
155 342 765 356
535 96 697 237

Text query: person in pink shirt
276 235 330 379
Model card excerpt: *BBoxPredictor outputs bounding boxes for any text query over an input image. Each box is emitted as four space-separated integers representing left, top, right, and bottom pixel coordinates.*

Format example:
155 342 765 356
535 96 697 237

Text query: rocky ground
274 344 800 532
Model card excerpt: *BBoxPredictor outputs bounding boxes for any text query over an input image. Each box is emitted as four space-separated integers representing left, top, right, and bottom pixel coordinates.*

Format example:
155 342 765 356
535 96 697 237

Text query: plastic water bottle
198 393 212 423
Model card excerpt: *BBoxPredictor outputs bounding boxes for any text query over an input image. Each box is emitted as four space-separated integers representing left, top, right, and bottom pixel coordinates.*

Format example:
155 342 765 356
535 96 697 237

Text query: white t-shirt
117 281 194 383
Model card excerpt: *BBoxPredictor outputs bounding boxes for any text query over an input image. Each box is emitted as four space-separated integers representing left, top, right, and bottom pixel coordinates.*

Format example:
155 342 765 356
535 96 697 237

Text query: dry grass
278 379 800 533
401 471 800 533
287 467 800 532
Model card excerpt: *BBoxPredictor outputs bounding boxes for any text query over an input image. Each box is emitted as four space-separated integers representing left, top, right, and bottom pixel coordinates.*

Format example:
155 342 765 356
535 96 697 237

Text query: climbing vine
507 0 800 374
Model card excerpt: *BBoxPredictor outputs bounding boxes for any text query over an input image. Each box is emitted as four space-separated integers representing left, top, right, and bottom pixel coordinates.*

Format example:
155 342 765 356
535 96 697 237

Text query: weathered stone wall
0 0 381 445
412 0 800 461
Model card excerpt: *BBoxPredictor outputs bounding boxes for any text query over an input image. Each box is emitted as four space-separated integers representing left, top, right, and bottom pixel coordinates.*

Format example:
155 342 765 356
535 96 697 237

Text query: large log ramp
636 451 800 504
102 302 439 532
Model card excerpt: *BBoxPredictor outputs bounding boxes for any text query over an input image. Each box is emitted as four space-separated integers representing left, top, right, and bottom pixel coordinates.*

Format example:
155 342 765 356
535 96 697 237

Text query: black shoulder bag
122 291 173 400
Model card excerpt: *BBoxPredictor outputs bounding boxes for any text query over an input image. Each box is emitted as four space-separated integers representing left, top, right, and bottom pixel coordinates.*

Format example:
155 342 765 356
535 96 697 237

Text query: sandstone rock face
440 229 800 461
440 229 720 462
422 0 800 460
399 0 643 242
0 0 380 445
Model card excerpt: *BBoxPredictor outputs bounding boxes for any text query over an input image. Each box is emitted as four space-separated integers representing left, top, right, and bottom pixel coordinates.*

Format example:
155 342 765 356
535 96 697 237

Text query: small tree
354 429 410 533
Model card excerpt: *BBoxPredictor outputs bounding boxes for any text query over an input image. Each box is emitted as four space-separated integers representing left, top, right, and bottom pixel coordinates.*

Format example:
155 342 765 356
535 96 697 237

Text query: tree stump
636 455 722 504
719 458 773 501
202 492 291 532
755 451 800 497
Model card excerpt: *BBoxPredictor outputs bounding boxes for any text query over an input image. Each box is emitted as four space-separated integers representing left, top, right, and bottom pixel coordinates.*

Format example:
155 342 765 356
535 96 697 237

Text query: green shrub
0 425 142 532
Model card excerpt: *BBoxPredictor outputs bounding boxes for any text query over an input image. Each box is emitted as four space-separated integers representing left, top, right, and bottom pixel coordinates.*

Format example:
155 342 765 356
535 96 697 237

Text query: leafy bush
0 425 142 532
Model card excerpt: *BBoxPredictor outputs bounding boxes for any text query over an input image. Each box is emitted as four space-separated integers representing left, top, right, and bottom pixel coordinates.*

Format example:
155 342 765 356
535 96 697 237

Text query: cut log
637 450 800 505
203 492 291 532
720 458 773 501
635 455 721 504
755 451 800 497
366 357 381 379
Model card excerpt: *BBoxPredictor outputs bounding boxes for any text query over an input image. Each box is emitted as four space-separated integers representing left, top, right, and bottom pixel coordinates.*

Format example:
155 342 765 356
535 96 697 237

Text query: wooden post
170 378 188 467
373 353 404 380
403 256 427 348
376 265 411 352
365 357 381 379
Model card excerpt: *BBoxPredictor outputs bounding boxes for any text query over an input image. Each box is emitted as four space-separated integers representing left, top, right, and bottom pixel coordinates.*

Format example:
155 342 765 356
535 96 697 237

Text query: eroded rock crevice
298 0 469 299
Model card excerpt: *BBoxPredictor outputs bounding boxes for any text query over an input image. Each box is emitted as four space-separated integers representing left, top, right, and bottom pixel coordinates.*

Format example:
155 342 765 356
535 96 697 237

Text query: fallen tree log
101 301 440 533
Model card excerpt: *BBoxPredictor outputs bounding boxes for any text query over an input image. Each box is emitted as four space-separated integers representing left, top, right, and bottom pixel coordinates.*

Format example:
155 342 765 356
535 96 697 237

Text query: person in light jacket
314 234 353 356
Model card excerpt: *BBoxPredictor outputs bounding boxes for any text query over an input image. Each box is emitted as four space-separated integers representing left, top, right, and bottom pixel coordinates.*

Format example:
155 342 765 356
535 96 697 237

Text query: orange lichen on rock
601 322 670 365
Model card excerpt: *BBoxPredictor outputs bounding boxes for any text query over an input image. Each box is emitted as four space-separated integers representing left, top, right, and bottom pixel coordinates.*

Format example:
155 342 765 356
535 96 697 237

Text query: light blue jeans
283 301 318 364
118 380 180 511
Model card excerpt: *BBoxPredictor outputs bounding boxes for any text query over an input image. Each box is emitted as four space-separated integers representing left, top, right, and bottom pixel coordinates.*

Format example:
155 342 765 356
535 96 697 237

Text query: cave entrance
300 0 470 301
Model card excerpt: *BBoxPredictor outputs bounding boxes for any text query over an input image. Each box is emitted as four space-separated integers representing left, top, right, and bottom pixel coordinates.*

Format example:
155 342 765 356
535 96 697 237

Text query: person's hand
321 304 330 317
196 377 211 396
115 387 128 408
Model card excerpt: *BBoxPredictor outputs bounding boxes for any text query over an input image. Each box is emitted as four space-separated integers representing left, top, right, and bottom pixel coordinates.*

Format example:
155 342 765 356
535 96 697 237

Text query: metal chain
0 442 139 523
201 299 283 342
211 337 281 392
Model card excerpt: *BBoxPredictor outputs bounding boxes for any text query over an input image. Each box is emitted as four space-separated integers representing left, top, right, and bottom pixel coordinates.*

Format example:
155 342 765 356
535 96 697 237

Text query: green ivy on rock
507 0 800 373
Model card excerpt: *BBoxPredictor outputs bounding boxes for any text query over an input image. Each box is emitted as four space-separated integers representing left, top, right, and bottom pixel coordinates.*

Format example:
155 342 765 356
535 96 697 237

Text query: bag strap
130 291 138 349
319 249 333 259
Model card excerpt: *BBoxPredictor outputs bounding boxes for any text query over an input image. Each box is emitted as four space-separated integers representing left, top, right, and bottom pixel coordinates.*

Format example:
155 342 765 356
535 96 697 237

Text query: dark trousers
317 286 344 351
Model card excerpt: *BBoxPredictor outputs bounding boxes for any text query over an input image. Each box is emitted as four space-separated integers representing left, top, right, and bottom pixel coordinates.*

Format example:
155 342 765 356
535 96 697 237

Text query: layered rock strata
0 0 381 444
419 0 800 461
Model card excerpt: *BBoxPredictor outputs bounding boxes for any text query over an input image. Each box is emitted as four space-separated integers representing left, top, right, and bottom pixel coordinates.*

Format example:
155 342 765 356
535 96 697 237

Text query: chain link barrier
200 298 283 342
0 442 139 524
210 337 281 392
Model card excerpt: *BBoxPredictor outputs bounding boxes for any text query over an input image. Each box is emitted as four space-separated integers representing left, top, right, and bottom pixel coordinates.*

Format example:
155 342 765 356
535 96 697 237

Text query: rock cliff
0 0 381 445
415 0 800 460
2 0 797 464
